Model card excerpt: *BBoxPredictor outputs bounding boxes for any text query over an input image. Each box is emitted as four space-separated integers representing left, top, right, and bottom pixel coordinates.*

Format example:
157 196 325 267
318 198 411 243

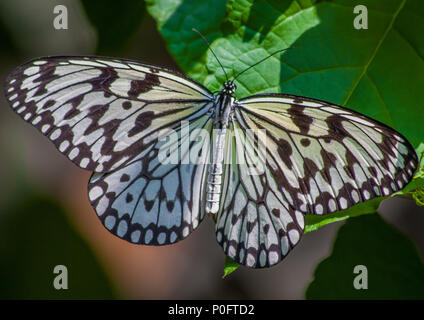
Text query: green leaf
222 256 240 278
306 213 424 299
147 0 424 192
147 0 424 274
81 0 145 55
147 0 424 147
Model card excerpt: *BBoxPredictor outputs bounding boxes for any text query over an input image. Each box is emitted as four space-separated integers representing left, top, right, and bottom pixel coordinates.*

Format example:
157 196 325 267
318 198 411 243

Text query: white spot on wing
246 253 256 267
117 220 128 237
351 190 360 203
382 187 390 195
182 226 189 237
339 197 347 209
329 199 337 211
69 147 79 160
41 124 50 133
131 230 141 243
17 106 26 114
295 211 304 229
33 60 47 65
145 229 153 243
80 158 90 168
288 229 299 245
59 140 69 152
216 231 222 243
105 215 116 230
363 190 370 199
24 66 40 76
259 250 266 266
50 128 61 140
89 186 103 200
32 116 42 125
268 252 279 265
281 236 289 256
96 196 109 215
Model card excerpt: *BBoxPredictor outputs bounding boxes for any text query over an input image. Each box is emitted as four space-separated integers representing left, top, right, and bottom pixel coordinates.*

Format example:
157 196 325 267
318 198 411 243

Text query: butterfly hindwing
215 114 305 268
4 56 213 173
88 113 213 244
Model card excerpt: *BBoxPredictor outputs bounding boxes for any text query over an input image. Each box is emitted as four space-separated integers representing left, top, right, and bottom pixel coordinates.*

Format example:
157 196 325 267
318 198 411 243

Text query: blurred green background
0 0 423 299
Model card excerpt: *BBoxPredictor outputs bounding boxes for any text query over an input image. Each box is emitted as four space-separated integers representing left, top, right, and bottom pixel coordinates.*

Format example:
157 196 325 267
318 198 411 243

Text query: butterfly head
222 80 237 95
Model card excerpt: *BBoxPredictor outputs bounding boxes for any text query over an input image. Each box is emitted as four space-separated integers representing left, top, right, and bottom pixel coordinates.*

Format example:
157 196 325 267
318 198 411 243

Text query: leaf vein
342 0 407 106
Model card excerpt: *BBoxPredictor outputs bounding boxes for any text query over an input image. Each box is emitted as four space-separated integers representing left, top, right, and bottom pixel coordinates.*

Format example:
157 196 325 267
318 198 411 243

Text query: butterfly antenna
232 47 294 82
192 28 229 82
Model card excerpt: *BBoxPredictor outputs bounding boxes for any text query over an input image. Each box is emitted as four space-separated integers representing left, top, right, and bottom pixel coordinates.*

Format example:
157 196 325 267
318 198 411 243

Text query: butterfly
4 54 418 268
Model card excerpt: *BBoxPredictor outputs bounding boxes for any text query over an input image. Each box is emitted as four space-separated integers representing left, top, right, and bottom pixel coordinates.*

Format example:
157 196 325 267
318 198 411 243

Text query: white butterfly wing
238 94 417 215
88 114 212 245
5 56 215 244
216 115 305 268
4 56 213 172
216 94 417 268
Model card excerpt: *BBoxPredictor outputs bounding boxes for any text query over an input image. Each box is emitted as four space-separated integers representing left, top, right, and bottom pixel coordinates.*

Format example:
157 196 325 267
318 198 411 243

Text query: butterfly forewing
4 56 213 173
237 94 418 216
5 55 216 245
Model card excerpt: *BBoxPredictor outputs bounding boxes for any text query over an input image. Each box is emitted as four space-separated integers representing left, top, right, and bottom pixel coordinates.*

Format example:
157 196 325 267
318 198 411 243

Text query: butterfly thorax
205 81 237 215
213 81 236 125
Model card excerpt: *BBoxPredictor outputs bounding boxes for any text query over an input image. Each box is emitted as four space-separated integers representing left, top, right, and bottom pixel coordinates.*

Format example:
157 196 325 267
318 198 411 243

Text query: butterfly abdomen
206 128 226 214
205 93 234 214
